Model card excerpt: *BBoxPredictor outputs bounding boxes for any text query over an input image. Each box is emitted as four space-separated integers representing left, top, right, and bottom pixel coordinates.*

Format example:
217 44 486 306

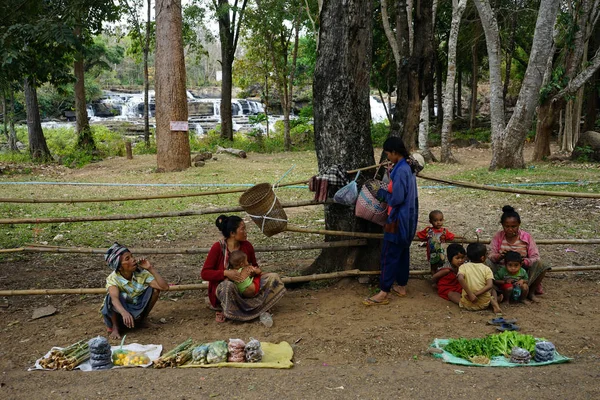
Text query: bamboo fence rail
1 266 598 296
0 199 329 225
12 239 367 255
417 172 600 198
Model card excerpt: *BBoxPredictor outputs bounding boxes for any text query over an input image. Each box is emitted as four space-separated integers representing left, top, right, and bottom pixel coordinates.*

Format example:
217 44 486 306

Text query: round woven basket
239 183 288 237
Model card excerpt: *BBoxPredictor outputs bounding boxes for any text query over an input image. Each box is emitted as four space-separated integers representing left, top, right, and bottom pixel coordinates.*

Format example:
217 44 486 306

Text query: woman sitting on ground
101 243 169 340
201 215 286 323
487 205 549 302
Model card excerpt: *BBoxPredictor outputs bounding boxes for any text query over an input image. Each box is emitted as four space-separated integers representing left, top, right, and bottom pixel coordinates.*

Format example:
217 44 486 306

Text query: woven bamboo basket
239 183 288 237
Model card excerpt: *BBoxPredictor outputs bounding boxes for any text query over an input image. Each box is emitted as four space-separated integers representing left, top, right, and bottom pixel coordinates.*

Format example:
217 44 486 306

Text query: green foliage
454 128 491 143
574 145 594 162
298 104 313 118
540 66 568 103
370 122 390 147
444 331 539 359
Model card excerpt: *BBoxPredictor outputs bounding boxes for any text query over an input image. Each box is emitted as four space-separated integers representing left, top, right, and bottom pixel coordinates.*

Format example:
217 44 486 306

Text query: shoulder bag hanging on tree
333 171 361 205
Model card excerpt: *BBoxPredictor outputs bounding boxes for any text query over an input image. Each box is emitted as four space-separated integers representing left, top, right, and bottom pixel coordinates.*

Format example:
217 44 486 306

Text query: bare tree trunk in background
311 0 379 273
215 0 248 141
155 0 191 171
473 0 505 168
440 0 466 163
418 96 437 161
533 43 557 161
456 71 462 117
7 88 18 151
436 45 444 126
144 0 151 147
558 109 563 145
503 13 518 105
469 24 480 130
24 78 52 162
74 53 95 150
489 0 559 169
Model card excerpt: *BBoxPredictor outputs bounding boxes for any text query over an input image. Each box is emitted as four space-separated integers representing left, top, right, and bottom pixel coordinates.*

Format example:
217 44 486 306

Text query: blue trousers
380 240 410 291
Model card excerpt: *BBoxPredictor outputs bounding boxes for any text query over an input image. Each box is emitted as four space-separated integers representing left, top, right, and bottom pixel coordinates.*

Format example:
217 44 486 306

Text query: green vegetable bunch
444 331 541 359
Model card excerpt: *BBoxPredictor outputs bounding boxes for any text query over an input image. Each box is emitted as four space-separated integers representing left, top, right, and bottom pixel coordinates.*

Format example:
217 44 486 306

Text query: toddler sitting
494 251 530 304
457 243 502 314
228 250 262 298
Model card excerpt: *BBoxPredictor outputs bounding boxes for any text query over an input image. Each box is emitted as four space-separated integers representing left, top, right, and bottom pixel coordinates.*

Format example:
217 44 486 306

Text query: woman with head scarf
101 243 169 339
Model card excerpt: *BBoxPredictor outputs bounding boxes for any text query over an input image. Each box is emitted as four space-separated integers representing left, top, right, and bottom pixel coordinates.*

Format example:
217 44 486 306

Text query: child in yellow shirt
457 243 502 314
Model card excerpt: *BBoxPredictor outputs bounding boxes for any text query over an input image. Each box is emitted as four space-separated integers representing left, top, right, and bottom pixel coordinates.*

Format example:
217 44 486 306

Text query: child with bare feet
228 250 262 298
457 243 502 314
417 210 456 276
101 243 169 340
494 251 530 304
432 243 465 305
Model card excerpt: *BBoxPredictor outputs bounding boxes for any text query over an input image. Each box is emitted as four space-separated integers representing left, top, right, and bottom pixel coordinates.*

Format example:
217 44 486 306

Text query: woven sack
355 179 388 226
239 183 288 237
333 171 360 206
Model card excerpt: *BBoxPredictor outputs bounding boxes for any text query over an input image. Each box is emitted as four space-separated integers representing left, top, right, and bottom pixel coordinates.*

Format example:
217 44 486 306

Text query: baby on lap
228 250 262 298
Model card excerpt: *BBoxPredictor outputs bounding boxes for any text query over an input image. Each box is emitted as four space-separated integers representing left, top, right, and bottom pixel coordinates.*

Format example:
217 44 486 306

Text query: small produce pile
112 335 152 367
39 339 90 370
156 337 264 367
442 331 554 365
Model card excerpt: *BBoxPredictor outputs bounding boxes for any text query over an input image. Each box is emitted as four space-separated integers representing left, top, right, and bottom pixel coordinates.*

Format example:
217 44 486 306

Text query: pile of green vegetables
443 331 540 359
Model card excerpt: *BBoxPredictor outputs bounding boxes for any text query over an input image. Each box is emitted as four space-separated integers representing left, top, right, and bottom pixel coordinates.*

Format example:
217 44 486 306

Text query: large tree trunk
473 0 505 167
402 0 434 150
389 0 410 136
456 70 462 117
490 0 559 169
583 71 599 132
503 13 518 105
440 0 467 163
155 0 191 171
74 55 95 150
418 96 437 162
469 24 480 130
144 0 151 147
7 88 18 151
435 45 444 126
533 100 558 160
311 0 378 273
23 78 52 162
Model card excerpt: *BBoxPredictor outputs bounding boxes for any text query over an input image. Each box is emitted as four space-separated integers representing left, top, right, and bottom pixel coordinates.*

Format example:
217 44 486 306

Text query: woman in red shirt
201 215 286 323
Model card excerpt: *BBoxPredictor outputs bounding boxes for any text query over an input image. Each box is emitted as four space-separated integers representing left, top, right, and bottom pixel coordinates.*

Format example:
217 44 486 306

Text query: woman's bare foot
109 328 122 340
215 311 226 323
370 291 389 302
391 285 407 297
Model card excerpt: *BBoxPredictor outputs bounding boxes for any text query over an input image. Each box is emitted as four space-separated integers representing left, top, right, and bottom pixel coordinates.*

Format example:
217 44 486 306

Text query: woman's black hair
500 205 521 224
215 214 243 238
382 136 410 158
446 243 466 263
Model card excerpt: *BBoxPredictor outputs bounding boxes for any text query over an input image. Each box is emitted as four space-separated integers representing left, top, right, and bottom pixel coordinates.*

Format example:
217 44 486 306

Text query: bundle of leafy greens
443 331 540 359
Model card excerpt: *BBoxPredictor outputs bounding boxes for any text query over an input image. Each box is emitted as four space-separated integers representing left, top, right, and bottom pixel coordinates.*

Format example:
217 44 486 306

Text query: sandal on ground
487 317 517 326
215 311 226 323
390 287 407 297
363 297 390 306
496 323 520 332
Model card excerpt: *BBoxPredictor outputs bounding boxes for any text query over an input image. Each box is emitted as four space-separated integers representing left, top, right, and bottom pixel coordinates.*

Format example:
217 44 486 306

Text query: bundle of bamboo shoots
153 339 193 368
39 339 90 370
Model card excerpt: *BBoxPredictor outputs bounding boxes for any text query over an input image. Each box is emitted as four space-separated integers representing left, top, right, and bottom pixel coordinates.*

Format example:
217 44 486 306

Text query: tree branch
380 0 400 68
554 46 600 100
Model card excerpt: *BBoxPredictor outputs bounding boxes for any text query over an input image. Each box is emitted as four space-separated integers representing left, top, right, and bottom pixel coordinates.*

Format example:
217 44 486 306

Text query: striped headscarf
105 242 129 270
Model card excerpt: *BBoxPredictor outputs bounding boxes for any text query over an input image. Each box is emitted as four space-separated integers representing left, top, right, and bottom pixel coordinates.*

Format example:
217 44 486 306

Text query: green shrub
371 122 389 147
454 127 491 143
574 145 594 162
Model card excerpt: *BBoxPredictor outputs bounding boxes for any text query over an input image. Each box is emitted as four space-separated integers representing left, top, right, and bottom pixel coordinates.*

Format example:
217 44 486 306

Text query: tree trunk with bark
489 0 559 169
144 0 151 147
503 13 518 105
457 71 462 117
436 45 444 126
155 0 191 171
418 96 437 161
7 88 18 151
473 0 505 166
311 0 379 273
469 24 480 129
74 55 95 150
23 78 52 162
583 71 599 132
533 100 557 160
440 0 467 163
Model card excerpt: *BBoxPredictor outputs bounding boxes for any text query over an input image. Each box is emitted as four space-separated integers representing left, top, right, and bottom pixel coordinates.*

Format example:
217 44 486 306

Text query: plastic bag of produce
192 344 210 364
206 340 228 364
245 337 264 363
228 338 246 363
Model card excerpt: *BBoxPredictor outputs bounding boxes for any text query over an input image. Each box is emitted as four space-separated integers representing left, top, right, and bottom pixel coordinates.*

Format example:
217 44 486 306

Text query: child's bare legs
519 283 531 304
500 287 512 304
241 283 257 298
490 289 502 314
447 291 461 305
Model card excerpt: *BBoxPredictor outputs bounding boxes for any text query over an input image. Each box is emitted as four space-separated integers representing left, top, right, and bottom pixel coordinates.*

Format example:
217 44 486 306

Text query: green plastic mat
430 339 571 367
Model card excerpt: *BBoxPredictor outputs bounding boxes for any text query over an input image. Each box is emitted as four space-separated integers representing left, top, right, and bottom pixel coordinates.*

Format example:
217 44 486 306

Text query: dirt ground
1 144 600 399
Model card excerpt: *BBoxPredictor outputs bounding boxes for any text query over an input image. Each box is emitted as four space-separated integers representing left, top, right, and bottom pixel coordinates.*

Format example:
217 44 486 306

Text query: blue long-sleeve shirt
377 158 419 246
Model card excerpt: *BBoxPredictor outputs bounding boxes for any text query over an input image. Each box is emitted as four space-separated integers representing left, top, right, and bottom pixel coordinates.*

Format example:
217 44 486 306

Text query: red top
416 227 455 261
436 266 462 300
201 240 259 307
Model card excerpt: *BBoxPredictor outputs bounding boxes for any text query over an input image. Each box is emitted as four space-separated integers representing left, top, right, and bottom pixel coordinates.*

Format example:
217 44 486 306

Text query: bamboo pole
0 161 389 204
18 239 368 255
0 265 598 296
0 199 328 225
285 225 385 239
0 180 310 204
418 172 600 199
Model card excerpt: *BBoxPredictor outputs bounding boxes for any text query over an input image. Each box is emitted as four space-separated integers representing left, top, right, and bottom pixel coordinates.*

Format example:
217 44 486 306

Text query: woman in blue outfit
364 137 419 305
